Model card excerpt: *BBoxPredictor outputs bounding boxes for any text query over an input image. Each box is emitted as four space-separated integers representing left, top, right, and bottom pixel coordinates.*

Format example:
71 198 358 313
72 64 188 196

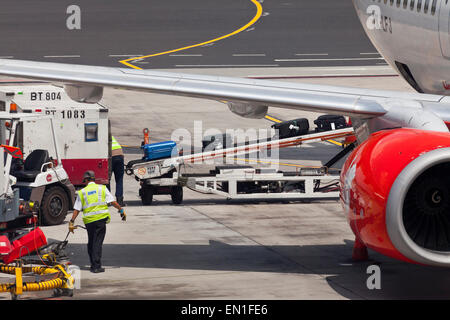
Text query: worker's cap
82 170 96 182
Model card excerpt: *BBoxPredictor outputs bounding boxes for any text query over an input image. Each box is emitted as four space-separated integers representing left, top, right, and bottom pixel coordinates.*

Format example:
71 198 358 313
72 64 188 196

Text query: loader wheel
41 186 69 226
53 288 73 297
52 288 63 297
171 186 183 205
141 186 153 206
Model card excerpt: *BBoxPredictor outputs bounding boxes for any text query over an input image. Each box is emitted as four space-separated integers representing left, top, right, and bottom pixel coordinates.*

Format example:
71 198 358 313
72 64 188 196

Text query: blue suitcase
142 141 178 161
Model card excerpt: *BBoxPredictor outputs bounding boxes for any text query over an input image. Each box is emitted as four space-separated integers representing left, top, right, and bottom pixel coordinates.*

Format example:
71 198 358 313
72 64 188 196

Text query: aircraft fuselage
353 0 450 95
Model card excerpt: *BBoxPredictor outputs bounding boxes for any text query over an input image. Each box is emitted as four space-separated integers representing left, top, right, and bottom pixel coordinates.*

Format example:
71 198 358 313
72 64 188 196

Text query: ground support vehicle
2 113 75 225
127 127 354 205
0 85 110 186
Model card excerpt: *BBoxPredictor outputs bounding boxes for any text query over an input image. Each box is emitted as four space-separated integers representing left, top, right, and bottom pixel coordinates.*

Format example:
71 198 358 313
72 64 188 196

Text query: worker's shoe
91 267 105 273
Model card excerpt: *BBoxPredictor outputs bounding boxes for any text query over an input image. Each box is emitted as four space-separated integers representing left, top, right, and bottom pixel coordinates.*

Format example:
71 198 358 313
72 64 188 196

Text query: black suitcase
271 118 309 139
314 115 347 132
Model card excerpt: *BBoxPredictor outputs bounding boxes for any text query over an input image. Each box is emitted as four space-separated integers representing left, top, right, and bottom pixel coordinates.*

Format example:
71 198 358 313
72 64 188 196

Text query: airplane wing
0 59 448 121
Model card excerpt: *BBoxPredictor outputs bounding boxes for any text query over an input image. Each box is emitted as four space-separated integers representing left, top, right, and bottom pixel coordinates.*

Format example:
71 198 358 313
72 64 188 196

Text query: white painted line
169 54 203 57
233 53 267 57
295 53 329 56
247 66 395 78
44 55 81 58
360 52 380 55
109 54 143 57
0 56 14 59
309 66 392 71
175 64 279 67
131 58 149 63
248 67 394 77
274 57 385 62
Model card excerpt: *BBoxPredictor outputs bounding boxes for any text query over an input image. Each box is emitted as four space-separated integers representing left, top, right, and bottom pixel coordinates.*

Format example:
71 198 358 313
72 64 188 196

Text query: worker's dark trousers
86 218 108 270
111 155 124 199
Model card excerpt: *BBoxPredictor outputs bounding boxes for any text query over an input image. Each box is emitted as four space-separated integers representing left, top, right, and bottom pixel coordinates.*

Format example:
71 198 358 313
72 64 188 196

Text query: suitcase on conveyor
314 115 347 132
271 118 309 139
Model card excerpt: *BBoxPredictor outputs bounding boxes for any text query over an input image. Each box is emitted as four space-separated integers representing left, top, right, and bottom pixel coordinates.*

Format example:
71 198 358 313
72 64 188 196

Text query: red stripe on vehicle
61 158 109 186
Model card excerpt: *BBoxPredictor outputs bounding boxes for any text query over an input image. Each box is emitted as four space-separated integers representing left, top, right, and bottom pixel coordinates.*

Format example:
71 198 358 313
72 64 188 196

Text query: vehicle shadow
54 238 450 300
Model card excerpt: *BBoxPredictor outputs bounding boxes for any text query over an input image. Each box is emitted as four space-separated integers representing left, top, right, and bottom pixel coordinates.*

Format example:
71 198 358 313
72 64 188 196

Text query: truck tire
40 186 69 226
141 186 153 205
171 186 183 205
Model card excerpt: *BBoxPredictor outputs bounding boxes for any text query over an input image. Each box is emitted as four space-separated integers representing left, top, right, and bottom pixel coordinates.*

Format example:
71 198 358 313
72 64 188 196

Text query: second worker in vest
111 136 125 206
69 170 126 273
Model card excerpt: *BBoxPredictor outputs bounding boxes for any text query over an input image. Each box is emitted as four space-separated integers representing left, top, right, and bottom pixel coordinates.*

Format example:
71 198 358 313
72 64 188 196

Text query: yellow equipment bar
0 263 74 299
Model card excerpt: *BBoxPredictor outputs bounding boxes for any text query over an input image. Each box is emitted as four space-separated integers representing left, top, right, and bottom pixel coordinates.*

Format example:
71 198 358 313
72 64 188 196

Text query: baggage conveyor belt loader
126 127 355 205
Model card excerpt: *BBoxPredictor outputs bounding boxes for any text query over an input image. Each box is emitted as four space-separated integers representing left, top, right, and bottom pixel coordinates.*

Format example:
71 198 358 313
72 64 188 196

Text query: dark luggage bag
271 118 309 139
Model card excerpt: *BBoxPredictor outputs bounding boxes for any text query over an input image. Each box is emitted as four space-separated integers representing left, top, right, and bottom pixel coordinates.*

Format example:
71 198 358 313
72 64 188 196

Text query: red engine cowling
341 128 450 266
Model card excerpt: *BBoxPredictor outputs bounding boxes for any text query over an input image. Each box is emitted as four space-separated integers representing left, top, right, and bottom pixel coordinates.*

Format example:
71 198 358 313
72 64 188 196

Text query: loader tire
171 186 183 205
41 186 69 226
141 186 153 206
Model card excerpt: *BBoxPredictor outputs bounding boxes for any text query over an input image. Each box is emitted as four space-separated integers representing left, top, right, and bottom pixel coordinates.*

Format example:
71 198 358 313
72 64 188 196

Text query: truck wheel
171 186 183 205
41 186 69 226
141 186 153 205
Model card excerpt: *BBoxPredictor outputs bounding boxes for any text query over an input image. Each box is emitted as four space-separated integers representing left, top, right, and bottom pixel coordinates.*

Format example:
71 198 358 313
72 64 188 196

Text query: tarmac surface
1 65 450 300
0 0 379 68
0 0 447 301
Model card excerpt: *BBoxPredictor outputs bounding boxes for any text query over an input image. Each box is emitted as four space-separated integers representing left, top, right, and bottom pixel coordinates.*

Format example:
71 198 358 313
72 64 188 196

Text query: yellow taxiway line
326 139 343 147
119 0 263 70
265 115 283 123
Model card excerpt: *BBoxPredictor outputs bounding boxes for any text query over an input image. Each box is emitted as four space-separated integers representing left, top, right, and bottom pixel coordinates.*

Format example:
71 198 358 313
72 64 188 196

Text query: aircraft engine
341 128 450 266
63 84 103 103
227 102 268 119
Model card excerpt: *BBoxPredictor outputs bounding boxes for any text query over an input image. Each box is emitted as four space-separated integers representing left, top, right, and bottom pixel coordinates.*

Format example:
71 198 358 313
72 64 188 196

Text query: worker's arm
109 201 121 211
68 209 80 233
70 209 80 223
68 193 82 232
109 201 126 221
70 194 82 223
105 187 126 221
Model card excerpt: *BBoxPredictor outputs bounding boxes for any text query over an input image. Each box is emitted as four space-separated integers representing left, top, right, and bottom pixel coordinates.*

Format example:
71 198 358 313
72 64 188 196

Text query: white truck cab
0 85 111 186
0 112 76 225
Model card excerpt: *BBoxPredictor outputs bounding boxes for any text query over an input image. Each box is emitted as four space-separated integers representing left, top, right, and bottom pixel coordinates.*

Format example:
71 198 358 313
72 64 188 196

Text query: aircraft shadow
51 238 450 300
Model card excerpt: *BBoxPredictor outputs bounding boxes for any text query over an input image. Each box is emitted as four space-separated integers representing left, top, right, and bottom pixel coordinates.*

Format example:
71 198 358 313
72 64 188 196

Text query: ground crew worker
69 170 126 273
110 135 125 206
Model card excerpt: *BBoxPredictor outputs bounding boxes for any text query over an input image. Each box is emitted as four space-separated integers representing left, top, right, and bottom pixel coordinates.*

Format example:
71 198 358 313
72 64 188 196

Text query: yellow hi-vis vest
78 183 111 225
111 136 122 151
